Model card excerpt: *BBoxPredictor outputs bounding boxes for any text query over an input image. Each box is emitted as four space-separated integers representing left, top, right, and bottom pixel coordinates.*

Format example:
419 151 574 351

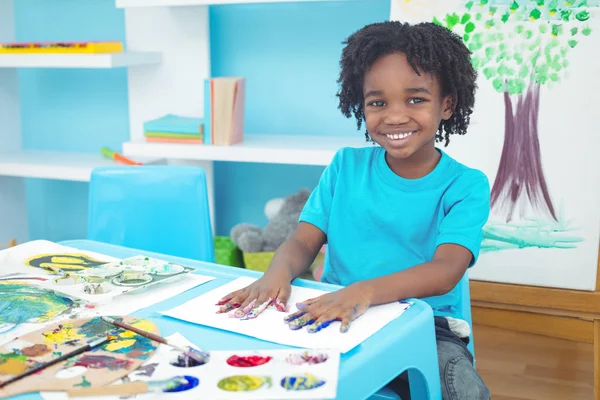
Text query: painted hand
283 283 371 333
215 271 291 319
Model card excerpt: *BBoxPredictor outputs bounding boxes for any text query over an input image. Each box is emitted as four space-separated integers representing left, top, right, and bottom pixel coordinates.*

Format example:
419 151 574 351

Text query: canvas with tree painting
391 0 600 290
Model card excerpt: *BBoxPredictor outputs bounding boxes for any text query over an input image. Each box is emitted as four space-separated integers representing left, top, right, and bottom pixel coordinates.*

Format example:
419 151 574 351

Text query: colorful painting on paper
390 0 600 290
0 280 78 334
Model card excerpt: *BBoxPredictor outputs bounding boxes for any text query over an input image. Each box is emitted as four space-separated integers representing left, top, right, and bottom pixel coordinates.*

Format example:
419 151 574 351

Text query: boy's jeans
388 317 491 400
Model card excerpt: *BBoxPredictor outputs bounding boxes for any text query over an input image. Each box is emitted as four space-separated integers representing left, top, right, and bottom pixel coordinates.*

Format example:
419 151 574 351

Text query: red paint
74 355 133 371
226 355 272 368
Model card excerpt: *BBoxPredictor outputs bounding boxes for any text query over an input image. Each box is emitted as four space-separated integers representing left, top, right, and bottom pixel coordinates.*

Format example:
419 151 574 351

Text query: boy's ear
441 94 455 120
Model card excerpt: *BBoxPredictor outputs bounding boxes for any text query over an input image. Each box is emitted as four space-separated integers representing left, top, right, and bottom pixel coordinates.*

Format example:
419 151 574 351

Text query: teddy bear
230 189 310 253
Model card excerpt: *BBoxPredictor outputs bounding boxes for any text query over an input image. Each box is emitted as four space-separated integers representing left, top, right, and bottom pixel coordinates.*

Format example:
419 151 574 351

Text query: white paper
162 277 412 353
0 240 215 345
41 333 340 400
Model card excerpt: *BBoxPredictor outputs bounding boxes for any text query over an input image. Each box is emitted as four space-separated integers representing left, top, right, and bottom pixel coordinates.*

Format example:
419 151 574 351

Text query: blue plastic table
8 240 441 400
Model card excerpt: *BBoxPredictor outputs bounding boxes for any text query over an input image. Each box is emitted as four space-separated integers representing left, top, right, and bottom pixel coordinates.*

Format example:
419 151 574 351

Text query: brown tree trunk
490 82 557 223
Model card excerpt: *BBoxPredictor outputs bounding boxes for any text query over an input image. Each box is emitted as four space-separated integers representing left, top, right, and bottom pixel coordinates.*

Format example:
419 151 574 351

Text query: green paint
568 39 578 47
465 21 476 33
479 0 489 5
570 27 578 35
582 26 592 36
74 376 91 388
461 13 471 24
576 10 590 21
501 12 510 23
52 351 62 357
529 8 541 20
510 1 519 11
465 1 474 11
536 0 545 6
445 13 460 30
481 217 584 253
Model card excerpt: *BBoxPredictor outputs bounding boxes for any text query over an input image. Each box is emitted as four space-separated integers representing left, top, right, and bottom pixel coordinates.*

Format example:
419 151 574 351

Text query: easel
471 248 600 399
0 239 16 250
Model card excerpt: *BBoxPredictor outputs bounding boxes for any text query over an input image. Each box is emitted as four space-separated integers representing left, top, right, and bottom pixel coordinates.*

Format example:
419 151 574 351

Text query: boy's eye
368 100 385 107
408 98 425 104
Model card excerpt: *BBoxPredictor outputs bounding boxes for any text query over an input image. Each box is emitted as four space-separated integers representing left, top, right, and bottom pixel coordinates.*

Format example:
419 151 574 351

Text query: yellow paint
105 339 136 352
119 320 155 339
43 323 84 345
549 10 556 15
0 358 29 375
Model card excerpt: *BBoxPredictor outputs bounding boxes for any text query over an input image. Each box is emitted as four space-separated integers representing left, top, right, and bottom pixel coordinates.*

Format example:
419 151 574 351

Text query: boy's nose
383 105 411 125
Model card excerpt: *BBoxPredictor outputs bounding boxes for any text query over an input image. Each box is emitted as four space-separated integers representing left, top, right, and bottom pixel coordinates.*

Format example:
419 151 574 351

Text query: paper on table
41 332 341 400
161 277 412 353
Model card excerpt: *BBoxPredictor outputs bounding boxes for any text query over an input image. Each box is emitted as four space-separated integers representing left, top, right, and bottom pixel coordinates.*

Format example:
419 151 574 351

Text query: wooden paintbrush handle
111 320 167 345
67 381 148 397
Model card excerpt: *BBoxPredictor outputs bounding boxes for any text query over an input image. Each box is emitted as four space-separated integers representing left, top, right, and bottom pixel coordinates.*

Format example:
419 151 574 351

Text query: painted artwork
0 281 81 336
162 277 412 354
391 0 600 290
39 333 340 400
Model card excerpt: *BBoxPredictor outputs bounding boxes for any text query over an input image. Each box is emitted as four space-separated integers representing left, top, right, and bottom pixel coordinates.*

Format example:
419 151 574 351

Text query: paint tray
41 255 195 303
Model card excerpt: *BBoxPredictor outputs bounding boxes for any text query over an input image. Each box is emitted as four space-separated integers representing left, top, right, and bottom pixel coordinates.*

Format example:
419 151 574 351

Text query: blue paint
15 0 389 240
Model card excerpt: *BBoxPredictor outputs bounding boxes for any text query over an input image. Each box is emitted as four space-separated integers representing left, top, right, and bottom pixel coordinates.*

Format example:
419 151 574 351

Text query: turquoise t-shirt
299 146 490 319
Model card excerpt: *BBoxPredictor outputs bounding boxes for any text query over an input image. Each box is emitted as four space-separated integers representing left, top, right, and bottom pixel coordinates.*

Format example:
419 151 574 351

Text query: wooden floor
473 324 593 399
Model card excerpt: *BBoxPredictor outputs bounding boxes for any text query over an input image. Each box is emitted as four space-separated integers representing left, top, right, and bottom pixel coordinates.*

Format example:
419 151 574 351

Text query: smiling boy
217 21 491 399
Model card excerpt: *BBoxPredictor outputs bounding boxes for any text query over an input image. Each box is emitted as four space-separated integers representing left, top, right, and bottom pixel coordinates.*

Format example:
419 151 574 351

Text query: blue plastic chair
368 273 474 400
88 166 214 262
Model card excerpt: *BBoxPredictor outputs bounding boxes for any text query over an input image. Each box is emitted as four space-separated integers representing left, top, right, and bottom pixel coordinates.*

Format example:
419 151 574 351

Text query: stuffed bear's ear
265 197 285 220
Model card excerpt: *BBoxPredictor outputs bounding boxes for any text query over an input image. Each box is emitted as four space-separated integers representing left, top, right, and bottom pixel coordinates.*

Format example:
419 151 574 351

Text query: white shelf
0 52 161 68
117 0 354 8
0 150 162 181
123 134 369 166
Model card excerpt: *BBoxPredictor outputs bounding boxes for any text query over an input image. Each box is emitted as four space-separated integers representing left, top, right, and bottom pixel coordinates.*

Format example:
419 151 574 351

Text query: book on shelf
204 77 245 146
143 114 203 144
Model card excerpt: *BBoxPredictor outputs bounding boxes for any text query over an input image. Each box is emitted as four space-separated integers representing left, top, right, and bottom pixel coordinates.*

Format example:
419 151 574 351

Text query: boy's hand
215 270 291 319
283 283 372 333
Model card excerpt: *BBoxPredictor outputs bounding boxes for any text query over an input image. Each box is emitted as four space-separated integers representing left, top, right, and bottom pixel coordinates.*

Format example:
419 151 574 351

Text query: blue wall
15 0 389 240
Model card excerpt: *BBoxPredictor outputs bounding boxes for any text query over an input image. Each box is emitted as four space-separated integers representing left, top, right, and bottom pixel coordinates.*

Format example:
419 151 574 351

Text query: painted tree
435 0 593 223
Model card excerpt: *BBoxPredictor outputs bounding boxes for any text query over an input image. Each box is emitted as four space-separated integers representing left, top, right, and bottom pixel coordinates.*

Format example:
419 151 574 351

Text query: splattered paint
162 375 199 393
25 253 109 273
286 351 328 365
280 373 326 391
170 348 209 368
0 281 76 333
226 355 272 367
132 363 158 377
21 344 50 357
0 352 31 375
78 317 156 360
217 375 271 392
42 323 84 347
74 376 91 388
74 355 133 371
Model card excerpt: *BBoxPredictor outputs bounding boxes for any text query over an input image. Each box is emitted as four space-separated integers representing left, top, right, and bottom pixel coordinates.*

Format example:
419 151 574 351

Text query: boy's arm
355 243 472 305
265 222 326 282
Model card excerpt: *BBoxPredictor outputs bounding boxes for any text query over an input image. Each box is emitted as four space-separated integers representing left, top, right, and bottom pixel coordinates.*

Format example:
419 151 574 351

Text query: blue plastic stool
88 166 214 262
367 273 475 400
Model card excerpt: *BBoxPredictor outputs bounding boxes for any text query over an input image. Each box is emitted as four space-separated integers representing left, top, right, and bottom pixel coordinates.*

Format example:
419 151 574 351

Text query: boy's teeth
386 132 414 140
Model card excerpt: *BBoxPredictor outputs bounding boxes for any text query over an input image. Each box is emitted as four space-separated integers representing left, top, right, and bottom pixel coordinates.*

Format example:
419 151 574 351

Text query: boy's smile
363 52 453 177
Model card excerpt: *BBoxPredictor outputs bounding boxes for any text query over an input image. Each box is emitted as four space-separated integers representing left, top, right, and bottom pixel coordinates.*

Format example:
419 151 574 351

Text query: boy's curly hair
336 21 477 146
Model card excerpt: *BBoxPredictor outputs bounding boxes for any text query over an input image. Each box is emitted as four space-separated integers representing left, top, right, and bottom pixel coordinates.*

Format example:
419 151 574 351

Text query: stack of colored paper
143 114 204 144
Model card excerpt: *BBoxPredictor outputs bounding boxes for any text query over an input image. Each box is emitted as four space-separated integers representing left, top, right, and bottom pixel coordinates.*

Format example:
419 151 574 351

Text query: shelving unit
0 52 161 68
123 134 366 166
0 150 162 182
116 0 356 8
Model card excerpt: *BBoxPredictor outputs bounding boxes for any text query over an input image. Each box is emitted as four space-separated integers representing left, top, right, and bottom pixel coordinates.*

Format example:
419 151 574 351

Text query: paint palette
41 256 195 303
0 316 159 399
45 333 340 400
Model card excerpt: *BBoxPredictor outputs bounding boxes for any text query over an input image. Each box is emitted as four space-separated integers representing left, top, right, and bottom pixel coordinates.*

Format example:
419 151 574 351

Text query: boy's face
363 52 453 161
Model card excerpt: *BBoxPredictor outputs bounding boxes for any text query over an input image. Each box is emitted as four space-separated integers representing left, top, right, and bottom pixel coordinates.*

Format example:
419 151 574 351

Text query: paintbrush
100 316 208 365
0 335 115 389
